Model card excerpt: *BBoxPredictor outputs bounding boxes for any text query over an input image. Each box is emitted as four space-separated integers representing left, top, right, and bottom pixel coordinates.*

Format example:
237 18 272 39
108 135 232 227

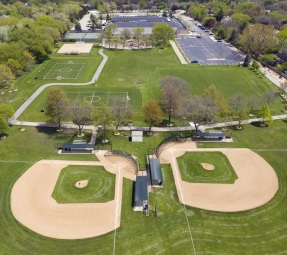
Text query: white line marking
75 63 85 79
113 167 121 255
91 92 95 103
170 148 197 255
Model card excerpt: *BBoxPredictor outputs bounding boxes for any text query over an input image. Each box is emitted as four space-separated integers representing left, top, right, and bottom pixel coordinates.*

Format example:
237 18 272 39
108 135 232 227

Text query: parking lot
176 19 245 65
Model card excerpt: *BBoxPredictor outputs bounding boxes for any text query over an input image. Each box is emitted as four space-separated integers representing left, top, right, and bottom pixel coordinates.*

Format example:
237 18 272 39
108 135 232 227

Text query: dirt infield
160 141 279 212
11 151 135 239
57 43 93 54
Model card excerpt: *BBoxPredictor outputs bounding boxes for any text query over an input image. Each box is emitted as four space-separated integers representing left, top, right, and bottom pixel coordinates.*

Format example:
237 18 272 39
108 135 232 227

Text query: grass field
52 165 115 203
1 121 287 254
177 151 238 183
16 47 286 124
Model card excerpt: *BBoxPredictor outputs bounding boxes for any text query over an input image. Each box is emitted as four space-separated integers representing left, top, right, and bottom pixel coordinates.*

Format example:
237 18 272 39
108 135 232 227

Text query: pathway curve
11 49 108 122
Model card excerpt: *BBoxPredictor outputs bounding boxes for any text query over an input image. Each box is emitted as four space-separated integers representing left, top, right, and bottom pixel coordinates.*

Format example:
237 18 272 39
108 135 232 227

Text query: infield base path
160 141 279 212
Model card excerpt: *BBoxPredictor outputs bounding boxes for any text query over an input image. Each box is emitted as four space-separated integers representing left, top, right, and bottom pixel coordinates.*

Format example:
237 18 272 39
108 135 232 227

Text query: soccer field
43 62 85 80
67 91 130 108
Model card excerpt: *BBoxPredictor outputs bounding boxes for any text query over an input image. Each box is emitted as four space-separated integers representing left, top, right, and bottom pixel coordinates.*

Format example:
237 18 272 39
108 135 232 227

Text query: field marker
75 63 85 79
170 148 197 255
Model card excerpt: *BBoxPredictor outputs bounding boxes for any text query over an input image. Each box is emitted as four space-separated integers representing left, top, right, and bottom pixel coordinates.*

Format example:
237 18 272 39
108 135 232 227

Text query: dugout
62 143 94 153
192 131 226 141
149 158 163 186
134 176 148 210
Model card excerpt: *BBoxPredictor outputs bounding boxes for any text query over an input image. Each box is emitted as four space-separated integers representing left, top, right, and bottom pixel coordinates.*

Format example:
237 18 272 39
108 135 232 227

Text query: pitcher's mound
201 163 215 171
75 180 88 188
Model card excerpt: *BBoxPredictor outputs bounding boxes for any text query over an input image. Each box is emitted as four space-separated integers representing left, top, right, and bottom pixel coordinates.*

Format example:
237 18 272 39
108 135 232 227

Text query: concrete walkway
11 49 108 122
169 40 188 64
13 114 287 132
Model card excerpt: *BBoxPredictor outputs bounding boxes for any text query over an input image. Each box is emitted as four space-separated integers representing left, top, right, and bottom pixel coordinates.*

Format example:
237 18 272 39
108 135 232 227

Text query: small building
134 176 148 210
62 143 94 153
149 158 163 186
131 131 143 142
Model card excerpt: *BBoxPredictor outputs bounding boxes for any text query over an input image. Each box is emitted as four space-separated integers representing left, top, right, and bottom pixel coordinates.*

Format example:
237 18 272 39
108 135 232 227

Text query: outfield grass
1 121 287 254
17 47 285 124
52 165 115 203
177 151 238 183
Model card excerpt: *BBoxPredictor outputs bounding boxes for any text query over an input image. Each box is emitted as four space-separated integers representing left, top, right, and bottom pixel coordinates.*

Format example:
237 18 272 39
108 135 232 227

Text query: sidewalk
169 40 188 64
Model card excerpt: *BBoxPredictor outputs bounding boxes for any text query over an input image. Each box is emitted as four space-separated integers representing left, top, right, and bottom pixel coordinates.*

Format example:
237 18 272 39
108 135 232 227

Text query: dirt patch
75 180 88 188
201 163 215 171
57 43 93 54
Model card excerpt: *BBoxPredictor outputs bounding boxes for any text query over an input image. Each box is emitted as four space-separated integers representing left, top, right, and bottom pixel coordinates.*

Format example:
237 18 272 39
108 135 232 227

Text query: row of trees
0 103 14 137
45 88 132 141
101 22 175 49
0 1 84 87
142 77 277 133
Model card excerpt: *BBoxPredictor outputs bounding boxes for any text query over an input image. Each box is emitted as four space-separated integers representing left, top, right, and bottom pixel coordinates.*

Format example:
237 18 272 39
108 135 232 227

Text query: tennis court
43 62 85 80
67 91 130 108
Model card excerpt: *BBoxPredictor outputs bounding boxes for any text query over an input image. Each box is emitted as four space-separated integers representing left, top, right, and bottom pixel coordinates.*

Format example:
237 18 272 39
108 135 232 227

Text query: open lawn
17 47 285 124
177 151 238 183
0 120 287 253
52 165 115 203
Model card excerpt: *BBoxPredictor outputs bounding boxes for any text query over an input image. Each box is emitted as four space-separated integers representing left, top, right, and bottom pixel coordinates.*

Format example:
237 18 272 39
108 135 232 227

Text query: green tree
133 27 144 49
142 100 163 133
217 27 227 39
239 24 277 58
236 109 248 128
0 103 14 121
93 104 114 142
251 61 260 70
0 116 9 137
257 105 272 126
152 23 174 48
7 58 22 76
71 101 92 136
22 51 34 72
75 22 82 32
243 52 251 67
231 13 251 31
45 87 70 130
0 64 14 88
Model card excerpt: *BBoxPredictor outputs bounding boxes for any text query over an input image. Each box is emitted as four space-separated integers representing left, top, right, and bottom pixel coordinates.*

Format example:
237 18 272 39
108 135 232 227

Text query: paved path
13 114 287 132
169 40 188 64
260 66 286 89
11 49 108 122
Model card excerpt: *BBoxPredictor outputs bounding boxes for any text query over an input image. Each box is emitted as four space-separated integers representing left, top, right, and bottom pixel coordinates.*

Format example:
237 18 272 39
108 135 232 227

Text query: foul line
113 167 121 255
170 148 197 255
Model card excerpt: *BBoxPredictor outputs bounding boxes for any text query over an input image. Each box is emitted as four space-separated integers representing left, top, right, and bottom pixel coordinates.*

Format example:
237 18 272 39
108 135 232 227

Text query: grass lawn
0 121 287 253
17 47 285 124
52 165 115 203
177 151 238 183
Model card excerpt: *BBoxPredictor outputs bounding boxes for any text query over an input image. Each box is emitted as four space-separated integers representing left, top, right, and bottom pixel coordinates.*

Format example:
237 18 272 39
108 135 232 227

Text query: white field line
107 92 110 105
113 167 121 255
73 92 81 107
170 148 197 255
91 92 95 104
75 63 85 79
43 63 58 79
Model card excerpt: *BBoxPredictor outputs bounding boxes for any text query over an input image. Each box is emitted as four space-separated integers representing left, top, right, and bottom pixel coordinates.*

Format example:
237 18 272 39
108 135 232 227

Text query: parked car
204 30 209 32
209 32 214 35
191 60 198 63
217 40 222 42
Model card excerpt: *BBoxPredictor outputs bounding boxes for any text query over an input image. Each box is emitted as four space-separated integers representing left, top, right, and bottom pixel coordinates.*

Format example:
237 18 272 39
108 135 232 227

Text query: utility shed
131 131 143 142
134 176 148 209
149 158 163 186
62 143 94 153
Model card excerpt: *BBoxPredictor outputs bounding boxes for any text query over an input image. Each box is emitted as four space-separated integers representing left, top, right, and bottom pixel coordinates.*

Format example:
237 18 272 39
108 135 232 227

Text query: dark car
191 60 198 63
217 40 222 42
196 35 202 38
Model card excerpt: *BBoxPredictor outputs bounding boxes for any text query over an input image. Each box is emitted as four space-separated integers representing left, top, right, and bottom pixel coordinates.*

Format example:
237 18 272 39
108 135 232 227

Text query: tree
142 100 163 133
93 104 114 142
110 2 117 12
160 76 190 126
236 109 248 128
257 105 272 126
7 58 22 76
203 17 217 28
228 93 246 113
111 96 133 134
247 96 260 113
0 116 9 137
152 23 174 48
45 87 70 130
75 22 82 32
22 51 34 72
104 23 118 48
243 52 251 67
251 61 260 70
0 104 15 121
239 24 277 58
280 80 287 96
0 64 14 88
71 101 92 136
133 27 144 49
262 88 277 105
231 13 251 31
217 27 227 39
120 28 131 48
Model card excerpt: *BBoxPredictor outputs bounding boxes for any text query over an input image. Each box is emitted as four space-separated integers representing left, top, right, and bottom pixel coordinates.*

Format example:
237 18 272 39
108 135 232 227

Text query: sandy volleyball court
160 141 279 212
57 43 93 54
11 152 135 240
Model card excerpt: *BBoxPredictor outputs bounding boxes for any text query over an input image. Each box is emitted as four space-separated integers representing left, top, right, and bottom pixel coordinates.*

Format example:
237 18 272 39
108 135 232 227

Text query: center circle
59 68 72 72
